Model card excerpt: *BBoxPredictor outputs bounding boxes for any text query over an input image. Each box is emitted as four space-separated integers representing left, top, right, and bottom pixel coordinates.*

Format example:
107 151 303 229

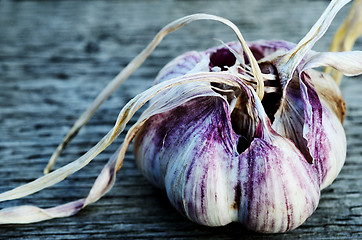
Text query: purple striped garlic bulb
133 40 340 232
0 0 362 234
133 0 361 233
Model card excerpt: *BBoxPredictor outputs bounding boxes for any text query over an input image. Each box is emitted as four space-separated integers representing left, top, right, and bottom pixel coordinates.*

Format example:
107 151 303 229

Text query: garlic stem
0 72 244 203
274 0 351 85
45 14 264 174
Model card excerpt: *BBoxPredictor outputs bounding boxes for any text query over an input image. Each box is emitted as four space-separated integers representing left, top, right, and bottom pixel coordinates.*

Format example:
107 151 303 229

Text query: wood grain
0 0 361 239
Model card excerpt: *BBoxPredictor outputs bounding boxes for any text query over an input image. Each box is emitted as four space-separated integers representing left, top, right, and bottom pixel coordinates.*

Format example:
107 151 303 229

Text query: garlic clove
298 72 346 189
160 97 239 226
235 131 320 233
233 88 320 233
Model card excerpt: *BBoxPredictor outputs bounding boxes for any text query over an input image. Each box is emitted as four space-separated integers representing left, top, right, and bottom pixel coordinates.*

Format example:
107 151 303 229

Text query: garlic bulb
0 0 362 234
133 40 341 232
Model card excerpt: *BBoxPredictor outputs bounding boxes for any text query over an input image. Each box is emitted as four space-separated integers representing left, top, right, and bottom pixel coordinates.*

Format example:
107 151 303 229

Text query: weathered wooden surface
0 0 361 239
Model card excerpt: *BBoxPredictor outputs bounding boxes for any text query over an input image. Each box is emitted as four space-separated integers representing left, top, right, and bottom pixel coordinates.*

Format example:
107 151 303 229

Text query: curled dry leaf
1 0 362 233
325 0 362 83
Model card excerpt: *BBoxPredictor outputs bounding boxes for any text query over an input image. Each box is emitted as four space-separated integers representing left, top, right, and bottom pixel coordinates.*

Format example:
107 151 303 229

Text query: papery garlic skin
133 40 347 232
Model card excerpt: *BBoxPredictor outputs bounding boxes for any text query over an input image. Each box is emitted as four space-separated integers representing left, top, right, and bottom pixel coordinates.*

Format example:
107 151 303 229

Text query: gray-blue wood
0 0 361 239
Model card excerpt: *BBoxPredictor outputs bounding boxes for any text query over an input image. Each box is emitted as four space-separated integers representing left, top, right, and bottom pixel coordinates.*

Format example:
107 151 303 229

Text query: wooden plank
0 0 361 238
